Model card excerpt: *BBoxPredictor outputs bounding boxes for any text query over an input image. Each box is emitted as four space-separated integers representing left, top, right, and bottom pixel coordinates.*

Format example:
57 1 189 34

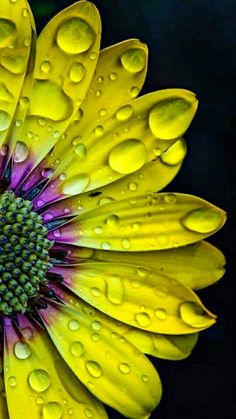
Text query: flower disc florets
0 191 52 315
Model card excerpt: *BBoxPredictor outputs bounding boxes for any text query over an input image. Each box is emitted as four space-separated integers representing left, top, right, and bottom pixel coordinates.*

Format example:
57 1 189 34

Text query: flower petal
3 315 107 419
47 193 226 251
10 0 101 189
0 0 34 176
41 138 186 222
31 89 197 208
39 300 162 418
49 262 216 334
0 346 8 418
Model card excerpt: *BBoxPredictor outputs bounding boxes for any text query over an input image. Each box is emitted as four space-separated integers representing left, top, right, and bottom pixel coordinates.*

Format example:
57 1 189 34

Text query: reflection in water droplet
182 208 223 234
109 139 147 174
14 341 31 359
0 19 17 48
69 62 86 83
118 363 130 374
106 275 124 305
135 312 151 327
42 401 63 419
121 48 146 73
13 141 29 163
57 18 94 54
180 301 214 328
160 138 187 165
85 361 102 378
62 174 90 195
70 341 84 357
68 319 80 331
0 110 11 131
116 105 133 121
28 369 51 392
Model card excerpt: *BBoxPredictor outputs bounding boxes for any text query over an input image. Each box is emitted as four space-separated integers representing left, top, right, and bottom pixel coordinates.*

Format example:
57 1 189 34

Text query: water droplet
69 62 85 82
130 86 139 97
180 301 214 328
13 141 29 163
21 327 33 340
118 363 130 374
68 320 80 331
99 108 107 117
182 208 223 234
29 80 73 121
57 18 94 54
97 76 104 83
40 60 52 74
74 143 87 160
101 242 111 250
62 174 90 195
90 287 101 297
142 375 149 382
91 333 100 341
22 8 29 18
164 193 177 203
155 308 167 320
28 369 51 392
0 110 11 131
106 275 124 305
109 139 147 174
89 52 97 60
154 285 168 299
135 312 150 327
36 396 44 405
160 138 187 165
0 19 17 48
14 341 31 359
129 182 138 191
121 48 146 73
116 105 133 121
70 341 84 357
94 125 104 137
131 280 142 288
136 267 148 278
99 197 114 206
43 401 63 419
105 214 119 226
85 361 102 378
94 226 103 235
109 72 118 81
121 238 131 249
0 144 8 156
0 82 14 102
84 408 93 418
91 321 101 331
53 229 61 238
8 376 17 387
95 89 102 97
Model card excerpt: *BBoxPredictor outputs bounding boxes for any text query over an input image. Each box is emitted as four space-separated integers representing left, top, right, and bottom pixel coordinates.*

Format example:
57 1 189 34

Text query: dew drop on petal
101 242 111 250
118 363 130 374
181 208 223 233
13 141 29 163
40 60 52 74
70 341 84 357
84 408 94 418
74 143 87 160
121 48 146 73
135 312 151 327
57 18 94 54
109 72 117 81
14 341 31 359
108 139 147 174
28 369 51 392
0 110 11 131
42 401 63 419
85 361 102 378
91 321 102 331
90 287 101 297
0 19 17 48
130 86 139 97
68 319 80 331
105 214 119 226
160 138 187 165
121 238 131 249
62 174 90 195
94 125 104 137
8 376 17 387
116 105 133 121
155 308 167 320
106 275 124 305
180 301 214 328
69 62 86 83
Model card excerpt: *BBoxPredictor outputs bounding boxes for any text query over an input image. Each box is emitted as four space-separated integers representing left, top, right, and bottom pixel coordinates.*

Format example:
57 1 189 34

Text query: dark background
29 1 235 418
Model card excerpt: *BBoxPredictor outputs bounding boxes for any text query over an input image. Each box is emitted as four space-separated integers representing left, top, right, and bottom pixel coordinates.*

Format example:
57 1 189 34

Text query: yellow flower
0 1 226 418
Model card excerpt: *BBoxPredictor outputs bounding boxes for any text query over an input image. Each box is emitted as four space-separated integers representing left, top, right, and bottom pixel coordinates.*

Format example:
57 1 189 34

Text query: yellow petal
11 0 101 188
48 193 226 251
4 315 107 419
0 348 8 419
41 138 186 221
39 301 162 418
50 261 216 334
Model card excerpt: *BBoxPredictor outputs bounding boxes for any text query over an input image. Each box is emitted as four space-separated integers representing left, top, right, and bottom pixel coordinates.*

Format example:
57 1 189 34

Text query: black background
29 1 235 418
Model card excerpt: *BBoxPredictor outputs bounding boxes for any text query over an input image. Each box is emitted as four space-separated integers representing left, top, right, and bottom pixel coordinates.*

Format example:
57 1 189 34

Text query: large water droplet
69 62 86 83
0 19 17 48
14 341 31 359
0 110 11 131
57 18 94 54
0 82 14 102
109 139 147 174
180 301 214 328
135 312 151 327
13 141 29 163
121 48 146 73
161 138 187 165
28 369 51 392
1 53 27 74
70 341 84 357
182 208 223 234
116 105 133 121
43 401 63 419
29 80 73 121
85 361 102 378
62 173 90 195
106 275 124 305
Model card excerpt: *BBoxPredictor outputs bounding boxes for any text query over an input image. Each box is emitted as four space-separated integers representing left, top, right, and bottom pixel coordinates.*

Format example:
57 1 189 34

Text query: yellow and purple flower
0 1 226 418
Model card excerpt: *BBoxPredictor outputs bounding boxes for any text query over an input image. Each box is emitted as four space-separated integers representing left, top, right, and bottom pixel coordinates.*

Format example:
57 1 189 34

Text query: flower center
0 190 52 315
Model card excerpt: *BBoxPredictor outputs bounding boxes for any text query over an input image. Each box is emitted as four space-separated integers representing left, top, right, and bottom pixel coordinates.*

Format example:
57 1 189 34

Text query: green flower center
0 190 52 315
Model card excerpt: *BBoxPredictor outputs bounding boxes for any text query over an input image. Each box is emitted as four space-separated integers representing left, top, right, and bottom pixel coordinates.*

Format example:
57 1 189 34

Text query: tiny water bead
0 191 52 315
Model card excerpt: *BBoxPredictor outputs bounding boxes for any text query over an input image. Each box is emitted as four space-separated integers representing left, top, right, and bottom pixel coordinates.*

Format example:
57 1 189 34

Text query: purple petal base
9 156 35 192
32 176 65 210
21 162 54 193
